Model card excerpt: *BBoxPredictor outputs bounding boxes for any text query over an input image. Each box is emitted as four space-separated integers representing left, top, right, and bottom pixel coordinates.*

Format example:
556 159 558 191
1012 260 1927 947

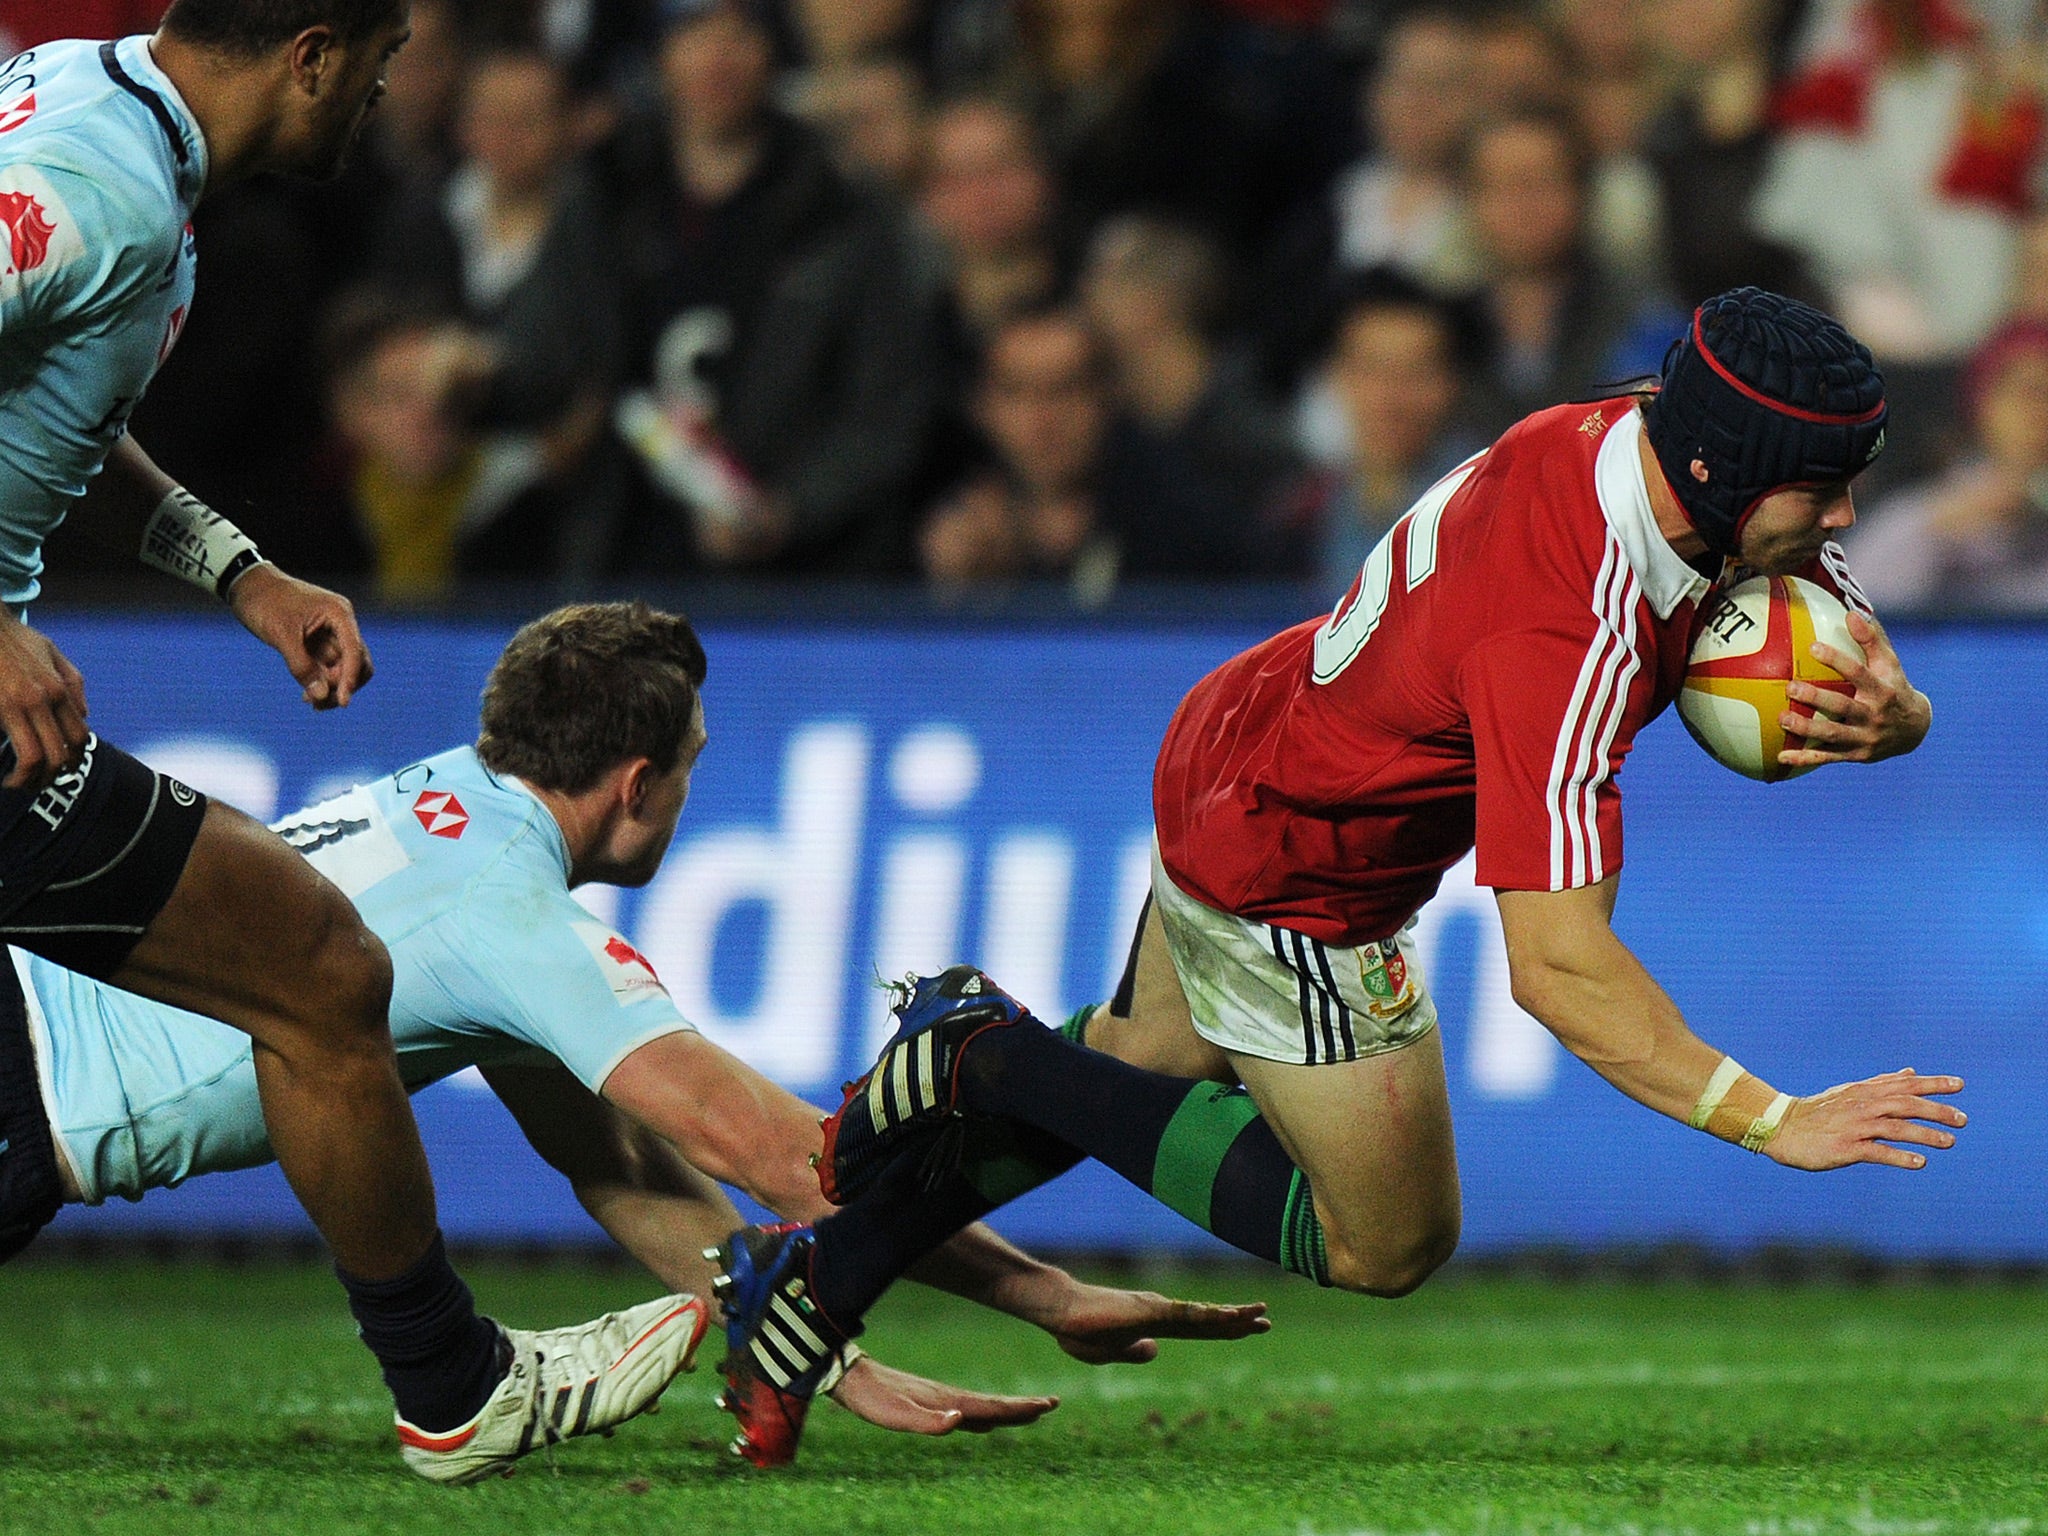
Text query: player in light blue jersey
10 602 1269 1461
0 0 716 1484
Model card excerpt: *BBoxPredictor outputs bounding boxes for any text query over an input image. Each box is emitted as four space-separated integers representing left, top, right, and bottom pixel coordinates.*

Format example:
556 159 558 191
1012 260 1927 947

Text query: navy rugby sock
808 1014 1331 1326
952 1008 1092 1207
956 1019 1330 1283
337 1230 507 1432
808 1149 1009 1326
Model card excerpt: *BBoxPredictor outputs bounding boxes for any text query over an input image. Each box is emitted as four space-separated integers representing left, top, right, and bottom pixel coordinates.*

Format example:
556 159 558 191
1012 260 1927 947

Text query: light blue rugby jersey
19 747 698 1204
0 36 202 607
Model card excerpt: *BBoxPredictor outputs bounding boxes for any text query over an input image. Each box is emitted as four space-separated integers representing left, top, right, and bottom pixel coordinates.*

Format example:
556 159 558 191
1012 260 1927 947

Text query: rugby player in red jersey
704 288 1967 1466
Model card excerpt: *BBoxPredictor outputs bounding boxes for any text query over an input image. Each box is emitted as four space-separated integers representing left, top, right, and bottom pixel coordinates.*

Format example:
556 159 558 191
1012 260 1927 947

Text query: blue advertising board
34 612 2048 1257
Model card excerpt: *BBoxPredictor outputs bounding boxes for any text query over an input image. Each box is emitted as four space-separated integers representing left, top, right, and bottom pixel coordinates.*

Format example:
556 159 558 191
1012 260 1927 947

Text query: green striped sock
1150 1082 1263 1228
1280 1170 1332 1286
952 1010 1327 1282
1058 1007 1093 1047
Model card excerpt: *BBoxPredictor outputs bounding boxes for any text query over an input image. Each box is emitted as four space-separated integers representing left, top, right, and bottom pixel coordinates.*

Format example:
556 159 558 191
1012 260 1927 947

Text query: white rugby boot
398 1292 710 1485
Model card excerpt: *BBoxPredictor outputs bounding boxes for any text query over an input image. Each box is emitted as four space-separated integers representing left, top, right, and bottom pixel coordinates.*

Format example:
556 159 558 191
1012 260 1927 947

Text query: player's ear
288 25 338 95
620 758 656 815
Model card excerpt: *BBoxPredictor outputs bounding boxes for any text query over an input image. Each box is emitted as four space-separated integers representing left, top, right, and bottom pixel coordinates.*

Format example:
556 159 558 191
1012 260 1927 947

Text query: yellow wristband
1690 1056 1789 1146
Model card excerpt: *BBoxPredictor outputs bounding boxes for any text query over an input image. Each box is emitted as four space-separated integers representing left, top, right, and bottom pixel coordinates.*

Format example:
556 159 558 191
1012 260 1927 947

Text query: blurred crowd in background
12 0 2048 612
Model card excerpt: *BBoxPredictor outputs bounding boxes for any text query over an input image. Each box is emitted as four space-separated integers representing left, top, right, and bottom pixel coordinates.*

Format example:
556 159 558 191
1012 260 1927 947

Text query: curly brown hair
477 603 708 793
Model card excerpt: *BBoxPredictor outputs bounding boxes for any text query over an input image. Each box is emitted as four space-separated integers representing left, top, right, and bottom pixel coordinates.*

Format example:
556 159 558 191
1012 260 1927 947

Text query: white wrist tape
140 487 264 599
1688 1056 1747 1130
1741 1092 1795 1153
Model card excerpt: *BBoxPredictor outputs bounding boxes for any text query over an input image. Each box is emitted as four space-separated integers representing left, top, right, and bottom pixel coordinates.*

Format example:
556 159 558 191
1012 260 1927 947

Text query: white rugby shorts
1149 839 1437 1066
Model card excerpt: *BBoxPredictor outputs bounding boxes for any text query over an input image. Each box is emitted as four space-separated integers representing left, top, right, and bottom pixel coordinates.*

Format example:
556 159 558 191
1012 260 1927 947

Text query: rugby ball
1678 575 1860 782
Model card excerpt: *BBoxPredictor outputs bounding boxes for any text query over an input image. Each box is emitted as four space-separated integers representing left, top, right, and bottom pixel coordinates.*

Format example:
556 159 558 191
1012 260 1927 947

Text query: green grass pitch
2 1257 2046 1535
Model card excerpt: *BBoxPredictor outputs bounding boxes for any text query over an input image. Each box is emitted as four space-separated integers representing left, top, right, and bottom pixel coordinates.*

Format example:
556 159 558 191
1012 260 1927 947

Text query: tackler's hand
1778 609 1930 769
829 1351 1059 1437
1040 1278 1271 1365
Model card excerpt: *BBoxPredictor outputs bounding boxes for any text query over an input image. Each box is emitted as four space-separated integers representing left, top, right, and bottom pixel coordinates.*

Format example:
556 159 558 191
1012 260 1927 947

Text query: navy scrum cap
1641 287 1888 557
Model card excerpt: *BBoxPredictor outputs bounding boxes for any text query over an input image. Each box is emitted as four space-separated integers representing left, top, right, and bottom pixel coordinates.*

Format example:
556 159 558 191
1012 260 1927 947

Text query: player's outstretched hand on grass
0 610 87 790
228 564 373 710
831 1353 1059 1437
1034 1279 1270 1365
1764 1068 1966 1171
1778 610 1931 769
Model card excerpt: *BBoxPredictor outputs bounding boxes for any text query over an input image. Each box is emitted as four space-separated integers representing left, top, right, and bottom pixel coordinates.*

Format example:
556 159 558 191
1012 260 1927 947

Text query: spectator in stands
918 94 1065 344
367 48 626 577
320 293 585 600
921 306 1119 602
1082 216 1306 578
525 0 664 96
1848 319 2048 612
1459 105 1668 435
2008 210 2048 324
609 0 948 574
783 0 930 71
1752 0 2041 362
612 0 855 411
1556 0 1667 293
1638 0 1814 307
1306 273 1484 596
371 0 468 187
1471 5 1570 115
1253 5 1479 414
374 48 622 446
116 172 340 581
800 56 929 192
940 0 1347 262
711 202 952 573
1322 7 1482 295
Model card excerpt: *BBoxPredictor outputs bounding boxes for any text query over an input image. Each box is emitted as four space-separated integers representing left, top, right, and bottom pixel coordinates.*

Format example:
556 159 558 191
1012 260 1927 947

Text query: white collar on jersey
1593 406 1711 621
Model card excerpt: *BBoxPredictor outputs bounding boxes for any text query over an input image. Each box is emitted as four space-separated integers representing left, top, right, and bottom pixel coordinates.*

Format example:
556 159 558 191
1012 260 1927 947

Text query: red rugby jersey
1154 398 1864 947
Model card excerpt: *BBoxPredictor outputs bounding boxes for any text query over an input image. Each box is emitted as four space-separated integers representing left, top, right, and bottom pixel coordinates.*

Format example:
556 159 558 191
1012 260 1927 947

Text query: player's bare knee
291 893 395 1046
1322 1221 1459 1298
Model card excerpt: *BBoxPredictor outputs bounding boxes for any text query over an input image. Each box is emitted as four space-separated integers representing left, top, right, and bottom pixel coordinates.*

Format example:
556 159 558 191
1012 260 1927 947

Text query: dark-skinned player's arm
1496 876 1964 1168
478 1055 1059 1438
66 434 372 710
596 1029 1267 1362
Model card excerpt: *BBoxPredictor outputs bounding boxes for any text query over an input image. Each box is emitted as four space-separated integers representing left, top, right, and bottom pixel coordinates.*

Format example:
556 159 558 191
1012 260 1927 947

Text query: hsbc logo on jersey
0 189 51 275
571 918 668 1003
0 92 36 134
412 790 469 839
